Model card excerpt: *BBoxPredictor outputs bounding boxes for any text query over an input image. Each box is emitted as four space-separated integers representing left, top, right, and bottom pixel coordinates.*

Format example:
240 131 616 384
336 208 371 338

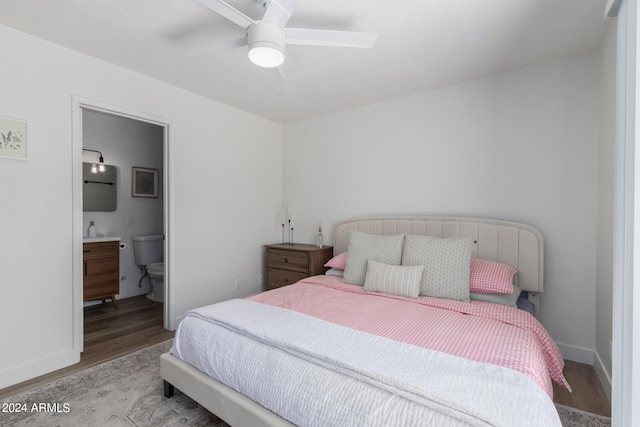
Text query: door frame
612 0 640 425
71 95 172 353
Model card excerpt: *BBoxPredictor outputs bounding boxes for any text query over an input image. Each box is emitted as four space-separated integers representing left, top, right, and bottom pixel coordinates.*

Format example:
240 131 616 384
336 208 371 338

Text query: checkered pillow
470 258 517 294
324 251 347 270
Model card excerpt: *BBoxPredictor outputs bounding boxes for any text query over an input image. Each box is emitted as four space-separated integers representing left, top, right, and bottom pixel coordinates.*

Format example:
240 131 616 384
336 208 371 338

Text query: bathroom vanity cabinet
83 240 120 308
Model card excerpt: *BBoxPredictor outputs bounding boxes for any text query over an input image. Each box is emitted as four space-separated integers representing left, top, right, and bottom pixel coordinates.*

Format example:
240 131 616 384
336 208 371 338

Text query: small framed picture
0 115 28 160
132 167 158 198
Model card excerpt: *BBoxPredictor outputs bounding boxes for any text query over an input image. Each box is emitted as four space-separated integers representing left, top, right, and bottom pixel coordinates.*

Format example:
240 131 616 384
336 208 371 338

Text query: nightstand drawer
267 249 309 273
266 268 308 290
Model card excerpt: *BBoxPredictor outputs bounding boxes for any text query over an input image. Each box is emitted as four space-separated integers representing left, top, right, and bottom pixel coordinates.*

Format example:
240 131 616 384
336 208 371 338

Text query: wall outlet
236 279 241 290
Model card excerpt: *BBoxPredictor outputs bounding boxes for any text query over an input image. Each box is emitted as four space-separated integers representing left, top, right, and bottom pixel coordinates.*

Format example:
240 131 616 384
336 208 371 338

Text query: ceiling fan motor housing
196 0 377 69
247 22 286 68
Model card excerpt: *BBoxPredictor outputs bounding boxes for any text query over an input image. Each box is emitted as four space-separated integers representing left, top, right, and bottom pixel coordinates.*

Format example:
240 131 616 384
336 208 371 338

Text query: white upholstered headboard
334 216 544 293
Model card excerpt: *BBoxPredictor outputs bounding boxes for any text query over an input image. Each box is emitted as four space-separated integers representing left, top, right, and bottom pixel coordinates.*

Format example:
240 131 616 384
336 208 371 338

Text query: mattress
171 277 566 426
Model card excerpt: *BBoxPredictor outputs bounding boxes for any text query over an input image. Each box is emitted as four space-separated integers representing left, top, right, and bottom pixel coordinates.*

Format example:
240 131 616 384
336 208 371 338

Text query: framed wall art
0 115 28 160
132 166 158 198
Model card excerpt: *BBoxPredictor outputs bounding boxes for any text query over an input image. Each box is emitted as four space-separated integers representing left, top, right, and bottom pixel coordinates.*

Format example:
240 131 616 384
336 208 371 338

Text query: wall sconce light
83 148 106 173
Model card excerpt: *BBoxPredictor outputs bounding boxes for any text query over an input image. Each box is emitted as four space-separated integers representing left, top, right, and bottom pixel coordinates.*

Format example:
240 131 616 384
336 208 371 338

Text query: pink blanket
248 275 570 398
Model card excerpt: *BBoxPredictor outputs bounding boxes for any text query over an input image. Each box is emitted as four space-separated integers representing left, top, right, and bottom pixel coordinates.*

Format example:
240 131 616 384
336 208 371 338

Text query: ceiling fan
194 0 378 69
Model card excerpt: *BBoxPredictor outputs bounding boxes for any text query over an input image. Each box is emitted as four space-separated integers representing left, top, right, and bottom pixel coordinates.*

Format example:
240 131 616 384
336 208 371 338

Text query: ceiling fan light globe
248 42 284 68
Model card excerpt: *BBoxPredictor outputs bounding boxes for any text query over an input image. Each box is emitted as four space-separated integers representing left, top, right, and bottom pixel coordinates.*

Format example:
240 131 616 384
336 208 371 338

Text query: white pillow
402 234 474 302
342 231 404 285
471 284 522 308
324 268 344 277
364 260 423 299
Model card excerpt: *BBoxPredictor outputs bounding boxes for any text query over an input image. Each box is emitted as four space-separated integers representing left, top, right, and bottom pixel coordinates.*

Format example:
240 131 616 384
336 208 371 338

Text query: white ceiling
1 0 610 124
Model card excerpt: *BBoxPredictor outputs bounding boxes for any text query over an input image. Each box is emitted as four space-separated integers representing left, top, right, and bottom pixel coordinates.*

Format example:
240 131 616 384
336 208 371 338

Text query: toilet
132 234 164 302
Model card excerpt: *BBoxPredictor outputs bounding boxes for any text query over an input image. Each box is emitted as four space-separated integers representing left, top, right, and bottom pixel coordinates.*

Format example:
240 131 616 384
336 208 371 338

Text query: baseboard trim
593 350 612 402
556 342 594 365
0 348 79 390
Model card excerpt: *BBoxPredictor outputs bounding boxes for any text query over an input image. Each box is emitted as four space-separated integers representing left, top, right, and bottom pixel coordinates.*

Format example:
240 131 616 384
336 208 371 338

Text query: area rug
555 404 611 427
0 340 225 427
0 339 611 427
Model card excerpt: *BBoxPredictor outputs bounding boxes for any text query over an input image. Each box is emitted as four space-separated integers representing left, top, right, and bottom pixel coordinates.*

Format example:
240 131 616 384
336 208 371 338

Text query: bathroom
82 108 164 308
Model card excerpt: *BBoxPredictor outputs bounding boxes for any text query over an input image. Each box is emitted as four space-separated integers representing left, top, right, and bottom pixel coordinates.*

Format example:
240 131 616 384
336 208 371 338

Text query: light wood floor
554 359 611 417
1 296 611 418
0 295 174 400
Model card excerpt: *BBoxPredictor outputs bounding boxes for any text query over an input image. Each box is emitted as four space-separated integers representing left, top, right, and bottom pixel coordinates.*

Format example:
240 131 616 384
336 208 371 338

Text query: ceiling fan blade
183 36 247 57
277 51 301 81
194 0 255 29
262 0 301 27
227 36 248 47
285 28 378 48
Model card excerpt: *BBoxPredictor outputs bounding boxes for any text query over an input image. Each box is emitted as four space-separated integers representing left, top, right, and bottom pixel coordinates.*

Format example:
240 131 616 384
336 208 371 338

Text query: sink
83 236 121 243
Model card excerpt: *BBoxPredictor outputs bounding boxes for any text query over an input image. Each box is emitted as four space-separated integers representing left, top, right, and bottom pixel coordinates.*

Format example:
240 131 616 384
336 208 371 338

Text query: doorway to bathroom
72 96 170 354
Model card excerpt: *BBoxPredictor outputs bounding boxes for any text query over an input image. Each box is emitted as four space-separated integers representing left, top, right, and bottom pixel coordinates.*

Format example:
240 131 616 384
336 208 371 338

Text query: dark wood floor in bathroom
0 296 611 418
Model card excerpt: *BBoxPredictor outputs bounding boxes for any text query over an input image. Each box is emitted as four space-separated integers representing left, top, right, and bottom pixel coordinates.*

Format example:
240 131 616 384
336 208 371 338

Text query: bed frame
161 216 545 426
334 216 544 293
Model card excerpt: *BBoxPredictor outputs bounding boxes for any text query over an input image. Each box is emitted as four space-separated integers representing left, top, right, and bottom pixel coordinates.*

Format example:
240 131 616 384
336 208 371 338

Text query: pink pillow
469 258 517 294
324 251 347 270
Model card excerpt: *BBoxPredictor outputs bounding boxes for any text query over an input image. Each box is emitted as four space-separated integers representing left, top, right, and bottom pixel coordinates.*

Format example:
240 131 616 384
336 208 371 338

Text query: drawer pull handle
83 249 91 253
284 257 289 263
284 278 289 283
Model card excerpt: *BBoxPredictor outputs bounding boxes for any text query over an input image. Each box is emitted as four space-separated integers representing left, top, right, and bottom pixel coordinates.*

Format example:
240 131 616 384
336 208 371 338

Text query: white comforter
172 299 562 427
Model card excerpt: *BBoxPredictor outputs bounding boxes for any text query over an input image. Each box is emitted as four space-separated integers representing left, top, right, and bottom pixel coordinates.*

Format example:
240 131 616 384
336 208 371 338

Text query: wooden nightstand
264 243 333 290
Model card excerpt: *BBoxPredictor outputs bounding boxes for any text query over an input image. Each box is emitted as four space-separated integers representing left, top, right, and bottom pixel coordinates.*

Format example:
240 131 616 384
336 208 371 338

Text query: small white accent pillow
402 234 474 302
471 284 522 308
363 260 424 299
343 231 404 285
324 268 344 277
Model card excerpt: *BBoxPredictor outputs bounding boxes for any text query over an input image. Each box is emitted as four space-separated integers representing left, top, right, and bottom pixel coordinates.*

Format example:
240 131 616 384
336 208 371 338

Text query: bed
161 216 569 426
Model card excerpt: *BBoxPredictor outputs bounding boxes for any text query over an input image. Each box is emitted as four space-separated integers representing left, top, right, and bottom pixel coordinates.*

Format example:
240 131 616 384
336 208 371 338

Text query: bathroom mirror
83 162 117 212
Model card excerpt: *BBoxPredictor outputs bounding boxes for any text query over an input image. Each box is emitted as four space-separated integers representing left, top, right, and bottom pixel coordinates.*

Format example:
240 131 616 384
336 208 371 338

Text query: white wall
0 18 609 390
596 22 617 396
283 54 600 358
0 25 282 389
82 109 164 301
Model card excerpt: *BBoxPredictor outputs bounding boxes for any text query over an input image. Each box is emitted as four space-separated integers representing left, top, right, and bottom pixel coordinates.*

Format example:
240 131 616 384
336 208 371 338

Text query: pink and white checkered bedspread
248 275 570 398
